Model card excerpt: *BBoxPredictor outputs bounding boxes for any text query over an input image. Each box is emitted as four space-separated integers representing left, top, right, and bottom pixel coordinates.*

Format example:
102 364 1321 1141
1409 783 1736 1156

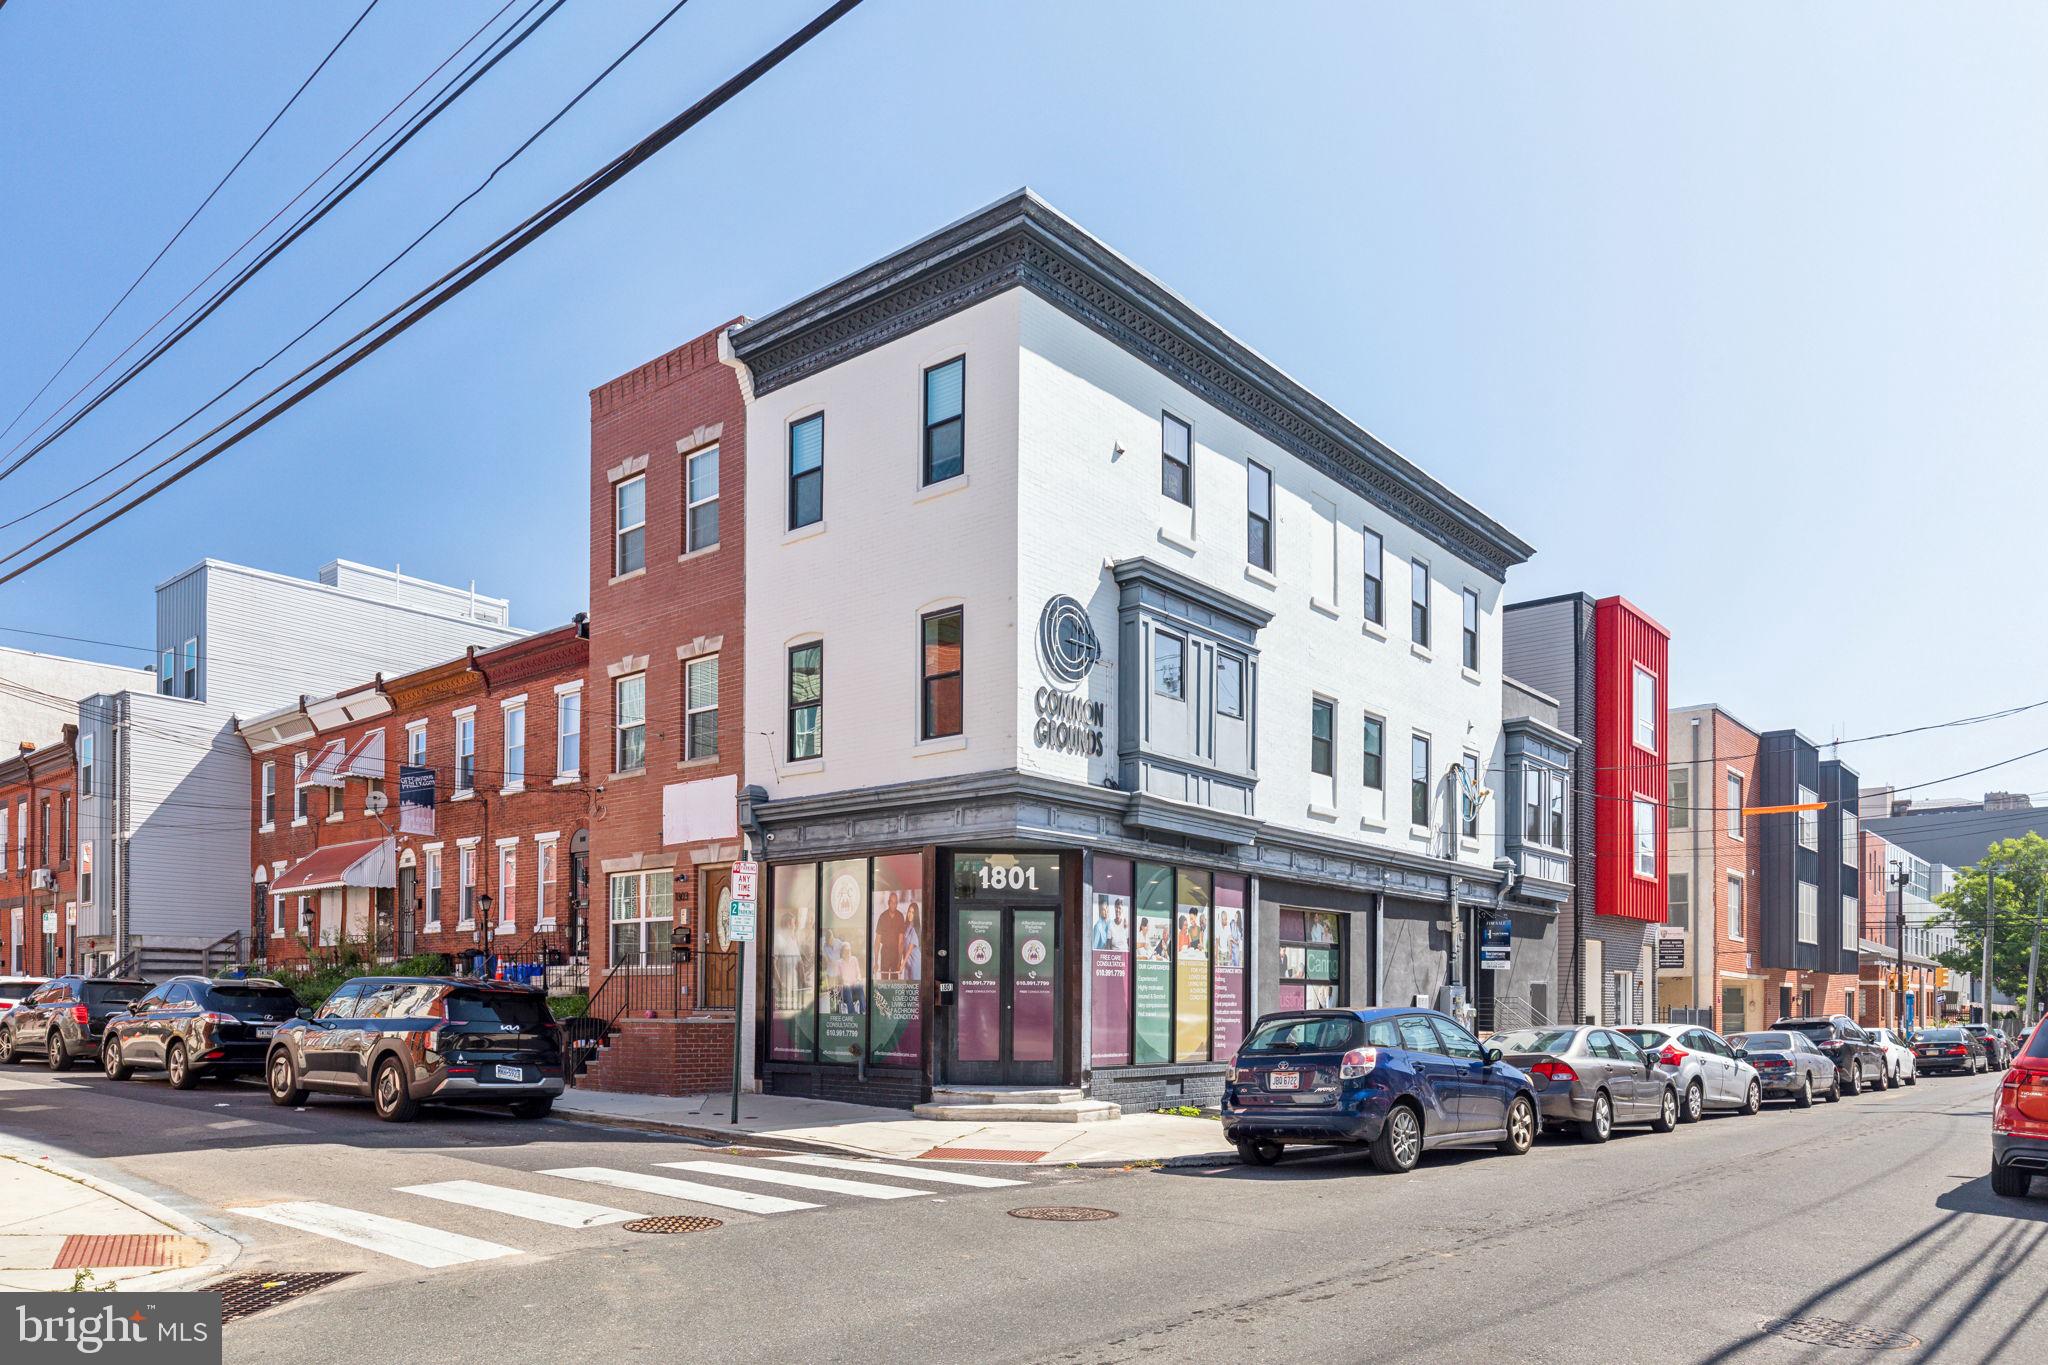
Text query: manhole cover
214 1271 357 1323
1008 1206 1118 1222
622 1215 723 1235
1759 1317 1921 1350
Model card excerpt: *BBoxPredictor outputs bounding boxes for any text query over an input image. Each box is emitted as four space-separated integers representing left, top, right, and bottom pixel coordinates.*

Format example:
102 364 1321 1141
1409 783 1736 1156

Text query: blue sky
3 2 2045 799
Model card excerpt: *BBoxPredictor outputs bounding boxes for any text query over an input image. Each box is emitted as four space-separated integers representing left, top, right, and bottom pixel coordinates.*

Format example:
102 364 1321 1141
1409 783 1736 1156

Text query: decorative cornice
730 190 1534 580
478 623 587 694
385 652 482 710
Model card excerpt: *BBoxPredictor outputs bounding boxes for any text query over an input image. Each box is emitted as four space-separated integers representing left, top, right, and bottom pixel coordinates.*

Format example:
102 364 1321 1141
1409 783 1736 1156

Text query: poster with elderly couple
770 854 923 1067
1092 861 1248 1070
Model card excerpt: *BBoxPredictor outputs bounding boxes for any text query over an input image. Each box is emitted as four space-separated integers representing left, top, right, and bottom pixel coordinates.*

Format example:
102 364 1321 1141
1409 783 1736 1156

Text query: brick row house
239 623 591 971
0 729 80 978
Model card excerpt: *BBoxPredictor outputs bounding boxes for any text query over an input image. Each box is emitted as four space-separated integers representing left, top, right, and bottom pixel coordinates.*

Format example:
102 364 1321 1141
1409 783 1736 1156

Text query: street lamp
474 893 494 977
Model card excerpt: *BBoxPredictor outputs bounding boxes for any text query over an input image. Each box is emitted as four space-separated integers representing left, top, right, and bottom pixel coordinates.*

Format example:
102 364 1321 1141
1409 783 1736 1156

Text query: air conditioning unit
30 869 53 891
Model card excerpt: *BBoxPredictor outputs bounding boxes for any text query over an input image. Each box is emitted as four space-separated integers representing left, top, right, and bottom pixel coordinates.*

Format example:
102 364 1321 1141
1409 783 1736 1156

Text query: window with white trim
458 845 477 926
1668 766 1690 830
1842 894 1859 951
1362 528 1384 626
293 754 308 821
608 868 674 967
686 655 719 759
424 849 444 928
1632 797 1657 878
455 713 476 792
1797 882 1818 944
159 649 174 695
497 844 517 929
789 414 824 529
1411 733 1432 827
1668 871 1690 929
260 761 276 827
1161 412 1192 506
1410 559 1430 647
1632 666 1657 752
537 839 558 924
502 704 525 788
787 645 822 761
556 690 581 776
615 674 646 771
1727 872 1744 941
1461 752 1481 838
1461 589 1480 670
182 638 199 699
1246 461 1273 571
78 733 94 798
686 444 719 551
1727 771 1744 837
407 722 427 770
1842 809 1860 872
1796 786 1818 850
614 474 646 575
0 806 8 874
923 358 964 486
272 893 286 937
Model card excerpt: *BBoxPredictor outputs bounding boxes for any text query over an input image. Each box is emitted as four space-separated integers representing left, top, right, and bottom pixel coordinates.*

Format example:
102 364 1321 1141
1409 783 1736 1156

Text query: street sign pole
728 853 760 1127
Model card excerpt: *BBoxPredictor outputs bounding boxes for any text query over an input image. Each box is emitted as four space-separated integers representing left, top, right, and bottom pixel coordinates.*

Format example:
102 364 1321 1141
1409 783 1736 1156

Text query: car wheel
166 1042 197 1091
45 1035 69 1072
1845 1064 1864 1097
1682 1080 1705 1124
508 1097 554 1121
1369 1103 1423 1173
0 1028 19 1065
1742 1079 1762 1115
267 1050 308 1107
1992 1164 2035 1199
102 1039 130 1082
1578 1091 1613 1144
1651 1087 1680 1133
1906 1066 1917 1087
1497 1096 1536 1155
372 1058 419 1123
1795 1074 1816 1107
1825 1070 1843 1102
1235 1139 1283 1167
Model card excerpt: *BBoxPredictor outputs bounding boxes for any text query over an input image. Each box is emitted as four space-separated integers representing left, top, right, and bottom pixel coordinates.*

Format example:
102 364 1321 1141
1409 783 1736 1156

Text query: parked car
1993 1022 2048 1198
1492 1026 1680 1142
1913 1026 1989 1075
1964 1024 2011 1071
265 976 564 1122
1772 1015 1888 1094
1222 1007 1540 1172
102 976 304 1088
1622 1024 1763 1121
1727 1031 1839 1106
0 977 49 1014
1867 1028 1919 1087
0 976 152 1069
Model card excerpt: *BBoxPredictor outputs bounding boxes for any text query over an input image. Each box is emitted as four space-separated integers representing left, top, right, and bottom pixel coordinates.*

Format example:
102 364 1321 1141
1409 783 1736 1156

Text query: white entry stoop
912 1086 1121 1122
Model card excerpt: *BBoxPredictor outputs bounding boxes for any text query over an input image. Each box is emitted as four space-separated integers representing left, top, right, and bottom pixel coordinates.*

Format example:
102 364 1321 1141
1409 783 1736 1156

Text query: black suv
103 976 303 1088
1773 1014 1890 1095
1965 1024 2012 1071
0 975 153 1069
265 976 564 1122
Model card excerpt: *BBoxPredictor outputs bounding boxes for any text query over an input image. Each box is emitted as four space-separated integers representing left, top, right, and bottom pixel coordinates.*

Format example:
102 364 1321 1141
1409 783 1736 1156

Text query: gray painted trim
727 190 1535 581
1110 556 1274 633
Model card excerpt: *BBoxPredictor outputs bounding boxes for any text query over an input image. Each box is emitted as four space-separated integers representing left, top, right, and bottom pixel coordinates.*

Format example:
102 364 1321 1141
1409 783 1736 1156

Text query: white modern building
75 559 522 976
0 645 153 752
717 191 1544 1110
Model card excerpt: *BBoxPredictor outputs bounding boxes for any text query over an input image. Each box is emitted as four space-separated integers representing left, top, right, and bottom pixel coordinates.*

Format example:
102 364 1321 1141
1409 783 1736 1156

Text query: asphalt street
0 1063 2040 1363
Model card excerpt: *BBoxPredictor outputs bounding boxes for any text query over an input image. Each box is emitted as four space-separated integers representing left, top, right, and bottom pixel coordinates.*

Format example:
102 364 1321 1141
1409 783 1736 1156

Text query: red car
1992 1024 2048 1198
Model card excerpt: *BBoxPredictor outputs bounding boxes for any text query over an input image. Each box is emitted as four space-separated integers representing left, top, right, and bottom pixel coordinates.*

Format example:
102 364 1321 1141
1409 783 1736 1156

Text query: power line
0 0 867 584
0 0 381 451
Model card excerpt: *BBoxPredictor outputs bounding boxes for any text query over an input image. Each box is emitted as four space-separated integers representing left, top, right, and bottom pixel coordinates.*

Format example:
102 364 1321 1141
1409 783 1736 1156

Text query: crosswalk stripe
540 1167 819 1215
768 1154 1026 1188
235 1201 520 1268
396 1180 643 1229
656 1159 927 1201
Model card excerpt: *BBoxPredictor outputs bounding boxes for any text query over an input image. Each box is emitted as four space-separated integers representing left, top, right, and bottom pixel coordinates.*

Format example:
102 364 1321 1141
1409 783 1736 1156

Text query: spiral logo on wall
1037 595 1101 687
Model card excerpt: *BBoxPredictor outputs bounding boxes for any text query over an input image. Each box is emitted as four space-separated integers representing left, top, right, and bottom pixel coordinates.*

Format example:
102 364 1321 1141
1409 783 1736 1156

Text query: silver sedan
1493 1026 1681 1143
1622 1024 1764 1121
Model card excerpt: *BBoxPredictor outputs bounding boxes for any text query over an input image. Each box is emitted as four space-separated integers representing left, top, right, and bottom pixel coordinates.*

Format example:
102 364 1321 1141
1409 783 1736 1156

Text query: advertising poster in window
818 860 868 1062
1133 864 1174 1065
1211 873 1247 1059
770 863 817 1061
955 907 1002 1062
1089 859 1133 1068
1174 870 1212 1063
869 853 924 1066
1012 908 1057 1062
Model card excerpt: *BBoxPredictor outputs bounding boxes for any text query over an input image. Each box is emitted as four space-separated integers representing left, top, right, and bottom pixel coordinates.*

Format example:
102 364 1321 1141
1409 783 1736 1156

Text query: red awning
271 838 395 894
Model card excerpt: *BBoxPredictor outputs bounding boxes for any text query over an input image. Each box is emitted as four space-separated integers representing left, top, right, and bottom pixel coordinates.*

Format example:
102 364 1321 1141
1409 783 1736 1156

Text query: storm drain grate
1008 1206 1117 1222
215 1271 358 1323
622 1215 723 1235
1758 1317 1921 1351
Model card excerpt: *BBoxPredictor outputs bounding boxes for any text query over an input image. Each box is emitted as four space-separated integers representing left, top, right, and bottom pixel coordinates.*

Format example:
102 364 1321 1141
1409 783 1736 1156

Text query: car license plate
1268 1070 1300 1091
494 1064 525 1083
255 1027 275 1040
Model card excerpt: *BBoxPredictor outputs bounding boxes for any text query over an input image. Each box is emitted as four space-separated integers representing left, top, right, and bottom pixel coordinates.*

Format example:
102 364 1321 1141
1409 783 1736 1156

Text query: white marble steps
912 1085 1120 1123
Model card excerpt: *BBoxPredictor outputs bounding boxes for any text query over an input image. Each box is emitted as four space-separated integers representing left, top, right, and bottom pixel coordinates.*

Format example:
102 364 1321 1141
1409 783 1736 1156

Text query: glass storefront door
947 853 1062 1087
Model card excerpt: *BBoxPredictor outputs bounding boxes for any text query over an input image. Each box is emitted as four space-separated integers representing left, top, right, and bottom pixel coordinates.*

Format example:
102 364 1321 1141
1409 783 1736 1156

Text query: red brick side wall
576 1016 735 1096
0 740 78 976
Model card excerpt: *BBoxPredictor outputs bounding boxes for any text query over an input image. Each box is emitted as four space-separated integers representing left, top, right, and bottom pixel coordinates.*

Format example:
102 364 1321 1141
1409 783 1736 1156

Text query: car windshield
1732 1033 1792 1050
1492 1029 1578 1055
203 986 299 1018
445 990 551 1030
1918 1028 1966 1043
1240 1015 1361 1055
84 982 148 1006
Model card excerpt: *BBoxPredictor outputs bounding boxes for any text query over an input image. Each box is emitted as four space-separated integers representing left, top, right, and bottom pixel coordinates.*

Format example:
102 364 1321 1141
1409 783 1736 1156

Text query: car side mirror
295 1007 313 1020
127 1000 147 1014
1483 1046 1504 1065
1734 1048 1750 1061
1645 1054 1659 1074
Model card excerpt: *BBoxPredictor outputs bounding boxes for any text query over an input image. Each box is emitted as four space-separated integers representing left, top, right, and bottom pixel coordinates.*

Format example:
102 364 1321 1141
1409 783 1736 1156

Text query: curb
0 1152 243 1292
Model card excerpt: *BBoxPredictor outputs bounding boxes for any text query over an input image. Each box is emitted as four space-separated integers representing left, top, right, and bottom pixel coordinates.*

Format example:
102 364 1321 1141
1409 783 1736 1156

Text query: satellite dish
364 790 389 815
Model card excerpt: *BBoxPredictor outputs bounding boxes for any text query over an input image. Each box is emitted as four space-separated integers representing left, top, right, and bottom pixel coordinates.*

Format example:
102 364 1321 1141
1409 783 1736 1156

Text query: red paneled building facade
0 730 80 978
240 624 590 971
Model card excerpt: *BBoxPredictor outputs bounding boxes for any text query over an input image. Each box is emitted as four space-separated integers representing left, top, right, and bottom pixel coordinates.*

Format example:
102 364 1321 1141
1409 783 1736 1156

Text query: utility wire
0 0 381 451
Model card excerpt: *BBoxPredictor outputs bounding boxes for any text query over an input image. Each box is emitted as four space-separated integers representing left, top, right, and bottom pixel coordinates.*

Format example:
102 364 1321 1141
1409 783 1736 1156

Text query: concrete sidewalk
555 1089 1236 1167
0 1152 240 1292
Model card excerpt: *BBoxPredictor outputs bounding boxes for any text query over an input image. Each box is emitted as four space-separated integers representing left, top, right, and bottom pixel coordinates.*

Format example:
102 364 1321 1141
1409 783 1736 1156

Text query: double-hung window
1153 632 1184 699
614 475 646 576
615 674 646 772
1667 872 1690 929
1524 768 1544 843
1161 413 1192 506
159 649 175 695
1796 786 1819 850
1362 528 1384 626
1669 767 1691 829
1727 772 1745 837
1726 873 1744 941
1461 589 1480 670
1246 461 1273 571
497 844 518 930
1797 882 1818 944
556 690 581 776
1361 715 1384 791
455 713 476 792
78 733 93 798
788 644 823 761
1410 559 1431 647
789 414 824 529
182 639 198 698
1461 753 1481 837
1 807 8 874
425 849 444 927
1842 894 1859 951
502 704 525 788
293 754 308 821
685 445 719 552
923 358 964 485
685 655 719 759
1633 797 1657 877
260 761 276 827
1632 666 1657 751
1309 699 1335 778
920 610 963 740
1842 809 1860 873
407 723 427 770
1411 734 1432 827
459 845 477 925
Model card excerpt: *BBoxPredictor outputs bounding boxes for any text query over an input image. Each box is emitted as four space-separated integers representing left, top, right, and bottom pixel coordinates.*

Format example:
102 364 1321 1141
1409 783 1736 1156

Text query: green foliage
549 993 589 1020
276 946 454 1008
1932 832 2048 1004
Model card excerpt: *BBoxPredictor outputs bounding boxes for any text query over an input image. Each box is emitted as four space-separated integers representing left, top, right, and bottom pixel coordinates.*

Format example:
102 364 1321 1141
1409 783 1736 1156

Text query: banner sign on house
398 765 436 836
1480 915 1512 972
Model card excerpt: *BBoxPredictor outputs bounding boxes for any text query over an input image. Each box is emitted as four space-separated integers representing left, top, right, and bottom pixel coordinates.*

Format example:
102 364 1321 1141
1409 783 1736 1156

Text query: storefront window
1134 863 1174 1065
1213 875 1247 1058
770 856 926 1068
818 860 869 1062
770 864 818 1061
869 854 924 1065
1107 859 1244 1069
1090 859 1134 1068
1278 909 1341 1010
1174 871 1212 1063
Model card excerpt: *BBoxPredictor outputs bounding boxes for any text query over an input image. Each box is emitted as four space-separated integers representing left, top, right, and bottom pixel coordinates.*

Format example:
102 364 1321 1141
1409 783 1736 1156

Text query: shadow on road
1937 1173 2048 1224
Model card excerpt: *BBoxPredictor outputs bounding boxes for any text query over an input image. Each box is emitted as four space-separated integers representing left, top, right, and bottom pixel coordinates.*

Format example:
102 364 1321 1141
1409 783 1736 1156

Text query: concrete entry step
928 1086 1086 1106
911 1100 1121 1123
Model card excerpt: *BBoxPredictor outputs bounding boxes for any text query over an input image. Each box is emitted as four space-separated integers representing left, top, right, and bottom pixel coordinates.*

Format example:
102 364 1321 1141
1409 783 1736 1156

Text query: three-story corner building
719 190 1536 1111
0 729 80 977
1502 594 1671 1028
1753 730 1861 1022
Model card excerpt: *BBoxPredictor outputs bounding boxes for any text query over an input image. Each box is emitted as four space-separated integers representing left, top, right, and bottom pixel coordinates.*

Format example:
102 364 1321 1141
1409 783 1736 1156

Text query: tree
1931 833 2048 1006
